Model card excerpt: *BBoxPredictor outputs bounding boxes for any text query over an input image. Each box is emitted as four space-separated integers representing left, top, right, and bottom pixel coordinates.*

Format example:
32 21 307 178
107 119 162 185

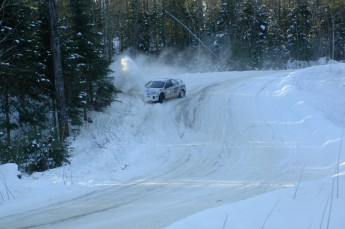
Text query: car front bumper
146 94 159 102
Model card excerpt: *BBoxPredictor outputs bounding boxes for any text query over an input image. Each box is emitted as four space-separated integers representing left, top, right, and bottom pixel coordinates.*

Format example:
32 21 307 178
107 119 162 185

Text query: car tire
179 89 185 98
158 93 165 103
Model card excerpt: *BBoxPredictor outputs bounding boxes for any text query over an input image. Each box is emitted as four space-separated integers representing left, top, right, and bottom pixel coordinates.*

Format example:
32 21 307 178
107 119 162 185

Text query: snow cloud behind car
113 54 187 100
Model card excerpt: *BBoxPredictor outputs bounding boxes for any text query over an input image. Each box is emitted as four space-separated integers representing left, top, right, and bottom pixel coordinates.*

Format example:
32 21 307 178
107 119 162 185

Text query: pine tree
0 1 48 143
283 0 313 61
264 5 288 68
66 0 115 124
329 2 345 60
147 2 164 54
0 0 22 145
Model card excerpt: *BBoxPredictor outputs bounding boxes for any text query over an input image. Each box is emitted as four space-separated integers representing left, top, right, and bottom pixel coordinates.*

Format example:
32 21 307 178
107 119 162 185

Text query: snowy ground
0 57 345 229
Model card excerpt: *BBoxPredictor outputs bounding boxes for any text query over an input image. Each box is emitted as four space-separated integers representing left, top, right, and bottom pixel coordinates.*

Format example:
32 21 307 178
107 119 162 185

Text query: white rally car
145 78 186 103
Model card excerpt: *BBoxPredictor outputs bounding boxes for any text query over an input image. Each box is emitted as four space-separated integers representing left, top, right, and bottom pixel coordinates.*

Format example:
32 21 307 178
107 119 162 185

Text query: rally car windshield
145 81 165 88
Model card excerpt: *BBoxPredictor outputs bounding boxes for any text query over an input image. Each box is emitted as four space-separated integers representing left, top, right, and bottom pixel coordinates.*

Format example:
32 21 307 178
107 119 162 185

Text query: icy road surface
1 67 344 228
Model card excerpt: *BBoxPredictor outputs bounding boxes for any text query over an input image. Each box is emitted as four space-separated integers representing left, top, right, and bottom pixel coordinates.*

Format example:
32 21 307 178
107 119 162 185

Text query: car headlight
121 57 129 71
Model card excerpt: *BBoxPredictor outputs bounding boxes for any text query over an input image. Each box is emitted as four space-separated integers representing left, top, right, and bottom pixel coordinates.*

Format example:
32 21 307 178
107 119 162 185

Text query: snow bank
0 163 21 204
165 176 345 229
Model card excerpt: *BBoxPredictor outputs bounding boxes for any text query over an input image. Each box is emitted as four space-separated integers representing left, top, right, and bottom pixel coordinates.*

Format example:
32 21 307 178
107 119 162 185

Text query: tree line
114 0 345 69
1 0 345 172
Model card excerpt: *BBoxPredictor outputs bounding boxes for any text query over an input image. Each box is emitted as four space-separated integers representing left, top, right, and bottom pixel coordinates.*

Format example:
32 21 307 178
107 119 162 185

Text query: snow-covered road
1 61 344 228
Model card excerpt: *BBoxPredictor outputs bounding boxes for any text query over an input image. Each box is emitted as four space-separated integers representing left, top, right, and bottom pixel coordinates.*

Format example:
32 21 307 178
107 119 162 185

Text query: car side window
165 80 173 88
171 80 178 86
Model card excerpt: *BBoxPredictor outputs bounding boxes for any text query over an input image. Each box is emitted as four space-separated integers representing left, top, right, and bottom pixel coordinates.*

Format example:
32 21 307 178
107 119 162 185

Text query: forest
1 0 345 172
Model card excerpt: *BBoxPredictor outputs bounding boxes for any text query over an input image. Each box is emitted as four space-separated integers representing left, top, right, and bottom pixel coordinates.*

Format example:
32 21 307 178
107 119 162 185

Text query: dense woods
1 0 345 172
0 0 116 172
112 0 345 70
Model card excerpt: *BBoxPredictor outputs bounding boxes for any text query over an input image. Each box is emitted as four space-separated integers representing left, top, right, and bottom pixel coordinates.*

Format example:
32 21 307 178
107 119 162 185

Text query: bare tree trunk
162 0 166 48
331 14 335 59
278 0 281 24
103 0 112 60
4 90 11 144
47 0 69 140
125 0 130 49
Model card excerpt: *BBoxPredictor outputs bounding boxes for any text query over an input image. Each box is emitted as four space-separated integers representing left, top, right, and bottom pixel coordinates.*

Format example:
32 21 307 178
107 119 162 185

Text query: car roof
150 78 181 82
150 78 170 82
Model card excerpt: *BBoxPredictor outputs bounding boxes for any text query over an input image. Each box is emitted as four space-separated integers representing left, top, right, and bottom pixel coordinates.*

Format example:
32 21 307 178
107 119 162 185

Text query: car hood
146 88 162 94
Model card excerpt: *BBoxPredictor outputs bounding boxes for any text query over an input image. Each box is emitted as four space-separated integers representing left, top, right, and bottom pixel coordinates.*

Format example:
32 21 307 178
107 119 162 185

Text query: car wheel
179 89 185 98
158 93 165 103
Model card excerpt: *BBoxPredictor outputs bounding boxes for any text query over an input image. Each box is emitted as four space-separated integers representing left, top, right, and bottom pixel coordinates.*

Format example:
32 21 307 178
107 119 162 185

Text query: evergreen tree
212 1 231 55
148 2 164 54
331 3 345 60
165 0 193 51
211 0 240 69
264 5 288 68
67 0 115 124
308 1 329 60
122 0 145 52
0 0 22 144
229 0 268 69
283 0 313 61
0 1 49 142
